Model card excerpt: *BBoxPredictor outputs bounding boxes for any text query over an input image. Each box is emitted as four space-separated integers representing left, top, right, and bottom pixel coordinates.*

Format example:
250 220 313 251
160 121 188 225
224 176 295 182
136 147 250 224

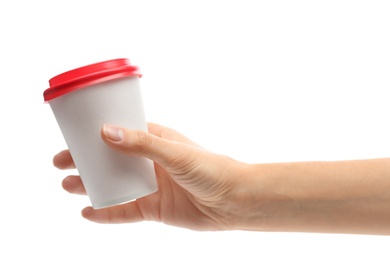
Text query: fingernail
103 124 125 142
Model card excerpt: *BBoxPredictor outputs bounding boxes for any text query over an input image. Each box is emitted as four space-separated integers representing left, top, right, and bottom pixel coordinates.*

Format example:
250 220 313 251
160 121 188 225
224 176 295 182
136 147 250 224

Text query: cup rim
43 58 141 102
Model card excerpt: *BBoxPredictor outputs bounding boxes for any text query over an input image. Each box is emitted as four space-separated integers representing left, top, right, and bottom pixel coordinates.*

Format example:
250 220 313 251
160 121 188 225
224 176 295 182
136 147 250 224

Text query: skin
53 123 390 235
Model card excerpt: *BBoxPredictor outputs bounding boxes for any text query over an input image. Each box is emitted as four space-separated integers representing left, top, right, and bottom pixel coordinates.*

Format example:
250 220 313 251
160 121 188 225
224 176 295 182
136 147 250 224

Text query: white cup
44 58 158 209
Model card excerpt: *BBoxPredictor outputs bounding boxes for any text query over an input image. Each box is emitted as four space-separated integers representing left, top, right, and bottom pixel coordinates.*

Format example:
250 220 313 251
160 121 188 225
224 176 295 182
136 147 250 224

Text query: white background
1 0 390 259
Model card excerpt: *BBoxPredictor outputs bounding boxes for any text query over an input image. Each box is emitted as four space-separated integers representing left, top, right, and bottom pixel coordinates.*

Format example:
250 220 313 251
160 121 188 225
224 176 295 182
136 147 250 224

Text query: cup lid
43 58 141 102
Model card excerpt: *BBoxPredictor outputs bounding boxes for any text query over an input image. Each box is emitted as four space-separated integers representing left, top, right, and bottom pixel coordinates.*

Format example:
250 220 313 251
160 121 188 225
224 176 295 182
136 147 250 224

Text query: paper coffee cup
44 58 158 209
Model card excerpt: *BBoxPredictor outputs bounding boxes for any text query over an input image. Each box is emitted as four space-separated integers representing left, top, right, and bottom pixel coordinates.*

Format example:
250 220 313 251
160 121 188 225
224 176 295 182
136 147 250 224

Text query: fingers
81 201 144 224
54 123 203 225
62 175 86 195
53 150 75 169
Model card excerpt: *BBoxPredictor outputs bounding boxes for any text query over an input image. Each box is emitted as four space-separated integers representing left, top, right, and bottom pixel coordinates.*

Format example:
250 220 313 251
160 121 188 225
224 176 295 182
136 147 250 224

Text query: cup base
91 186 158 209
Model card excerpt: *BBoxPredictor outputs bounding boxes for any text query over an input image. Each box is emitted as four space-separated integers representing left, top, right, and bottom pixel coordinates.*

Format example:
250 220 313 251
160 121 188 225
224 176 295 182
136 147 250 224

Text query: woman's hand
53 123 246 230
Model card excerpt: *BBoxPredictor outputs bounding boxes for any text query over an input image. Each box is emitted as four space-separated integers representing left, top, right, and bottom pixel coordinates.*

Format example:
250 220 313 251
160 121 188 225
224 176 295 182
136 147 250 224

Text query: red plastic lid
43 58 141 101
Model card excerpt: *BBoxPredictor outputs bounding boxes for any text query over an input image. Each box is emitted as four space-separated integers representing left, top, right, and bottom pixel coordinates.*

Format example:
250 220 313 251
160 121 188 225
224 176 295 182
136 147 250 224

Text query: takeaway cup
43 58 158 209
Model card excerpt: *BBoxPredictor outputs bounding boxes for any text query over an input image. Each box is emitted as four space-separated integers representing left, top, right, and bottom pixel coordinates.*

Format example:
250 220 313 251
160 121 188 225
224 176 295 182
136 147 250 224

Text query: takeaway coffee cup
44 58 158 209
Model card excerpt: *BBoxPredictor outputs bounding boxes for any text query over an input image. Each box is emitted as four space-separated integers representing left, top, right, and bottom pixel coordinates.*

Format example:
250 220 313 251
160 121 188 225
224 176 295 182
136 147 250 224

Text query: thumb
101 124 199 173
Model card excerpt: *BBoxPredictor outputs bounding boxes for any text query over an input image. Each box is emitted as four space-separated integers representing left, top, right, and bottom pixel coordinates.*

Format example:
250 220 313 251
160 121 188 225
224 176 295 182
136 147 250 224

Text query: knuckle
134 130 153 149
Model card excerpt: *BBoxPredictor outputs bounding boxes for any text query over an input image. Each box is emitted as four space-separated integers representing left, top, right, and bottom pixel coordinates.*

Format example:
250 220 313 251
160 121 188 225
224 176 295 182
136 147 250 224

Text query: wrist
227 162 325 232
226 163 277 231
228 161 346 232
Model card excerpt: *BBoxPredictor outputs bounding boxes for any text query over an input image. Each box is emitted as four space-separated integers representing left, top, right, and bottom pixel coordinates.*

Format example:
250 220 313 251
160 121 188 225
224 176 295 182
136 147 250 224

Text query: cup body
48 75 157 209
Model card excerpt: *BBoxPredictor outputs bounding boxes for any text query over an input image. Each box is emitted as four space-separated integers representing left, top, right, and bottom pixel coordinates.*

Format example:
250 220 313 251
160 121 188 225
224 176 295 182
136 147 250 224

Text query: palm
136 163 221 230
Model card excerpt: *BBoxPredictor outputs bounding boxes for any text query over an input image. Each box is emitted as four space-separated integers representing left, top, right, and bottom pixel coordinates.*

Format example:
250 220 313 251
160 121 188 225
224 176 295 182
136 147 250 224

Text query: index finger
53 149 76 169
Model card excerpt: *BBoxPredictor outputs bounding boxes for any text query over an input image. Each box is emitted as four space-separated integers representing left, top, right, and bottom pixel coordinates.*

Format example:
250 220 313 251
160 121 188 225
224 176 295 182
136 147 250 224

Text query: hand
53 123 245 230
53 123 390 235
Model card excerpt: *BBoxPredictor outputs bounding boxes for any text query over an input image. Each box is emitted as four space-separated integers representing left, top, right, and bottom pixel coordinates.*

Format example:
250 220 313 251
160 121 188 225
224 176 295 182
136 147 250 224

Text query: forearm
231 158 390 235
